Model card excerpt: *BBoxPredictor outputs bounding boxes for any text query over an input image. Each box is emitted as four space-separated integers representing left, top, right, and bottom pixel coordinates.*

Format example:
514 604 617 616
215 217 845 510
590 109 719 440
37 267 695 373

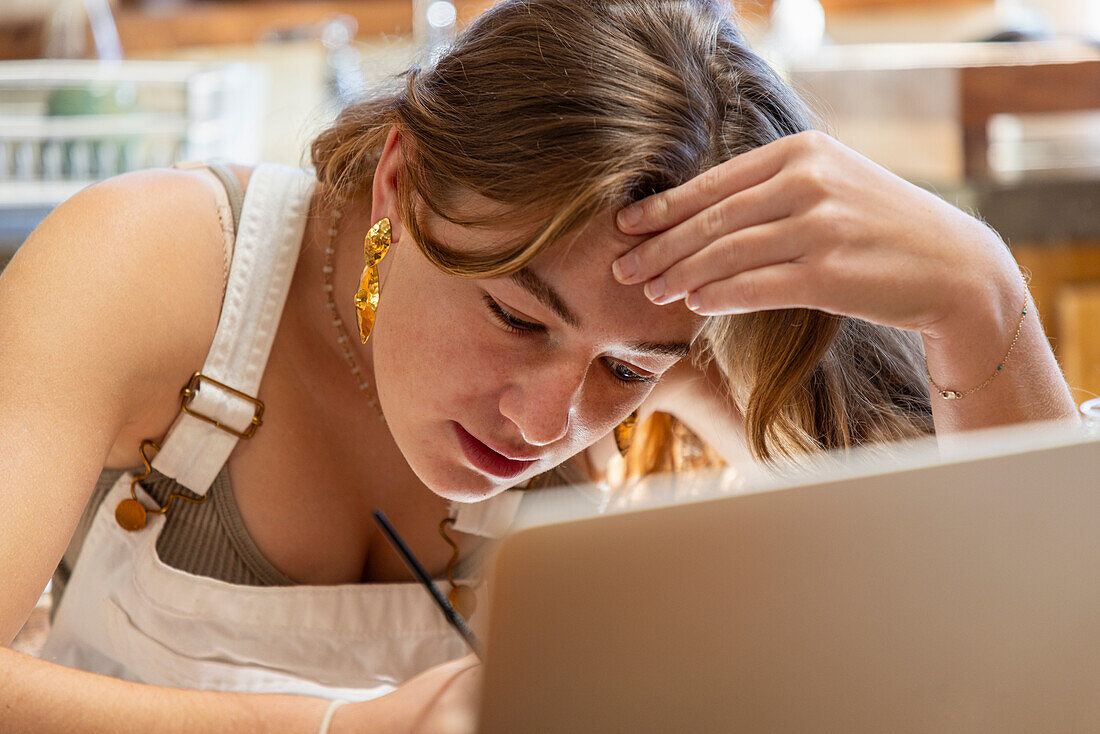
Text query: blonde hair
311 0 934 472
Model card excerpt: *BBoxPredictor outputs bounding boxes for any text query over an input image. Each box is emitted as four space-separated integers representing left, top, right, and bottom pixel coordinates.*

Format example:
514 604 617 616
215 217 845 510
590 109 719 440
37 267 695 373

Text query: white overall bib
40 163 521 701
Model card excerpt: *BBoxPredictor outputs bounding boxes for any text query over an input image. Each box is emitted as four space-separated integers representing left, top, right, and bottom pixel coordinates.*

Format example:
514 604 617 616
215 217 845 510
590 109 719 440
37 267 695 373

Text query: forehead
424 199 705 347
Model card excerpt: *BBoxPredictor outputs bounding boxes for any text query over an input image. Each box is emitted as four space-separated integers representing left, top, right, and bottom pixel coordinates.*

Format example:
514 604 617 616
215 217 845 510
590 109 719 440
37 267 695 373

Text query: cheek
579 384 648 439
373 275 515 417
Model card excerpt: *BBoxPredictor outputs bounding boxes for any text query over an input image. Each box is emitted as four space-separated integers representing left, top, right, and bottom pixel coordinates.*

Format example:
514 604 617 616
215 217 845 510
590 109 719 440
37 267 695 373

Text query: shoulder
23 165 256 410
53 165 240 256
70 163 256 224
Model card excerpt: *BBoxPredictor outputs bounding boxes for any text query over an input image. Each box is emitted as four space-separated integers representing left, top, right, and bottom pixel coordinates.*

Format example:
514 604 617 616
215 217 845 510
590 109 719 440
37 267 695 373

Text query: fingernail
685 292 700 310
612 253 638 282
617 205 642 230
644 276 665 301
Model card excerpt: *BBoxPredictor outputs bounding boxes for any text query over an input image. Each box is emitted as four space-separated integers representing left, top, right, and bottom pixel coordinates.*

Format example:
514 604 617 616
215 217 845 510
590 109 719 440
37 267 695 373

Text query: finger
645 220 804 305
613 175 792 285
685 263 815 316
615 140 790 235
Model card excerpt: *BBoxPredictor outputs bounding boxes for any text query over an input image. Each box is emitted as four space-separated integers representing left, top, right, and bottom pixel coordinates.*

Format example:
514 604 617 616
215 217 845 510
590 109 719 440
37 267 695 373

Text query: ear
370 125 408 247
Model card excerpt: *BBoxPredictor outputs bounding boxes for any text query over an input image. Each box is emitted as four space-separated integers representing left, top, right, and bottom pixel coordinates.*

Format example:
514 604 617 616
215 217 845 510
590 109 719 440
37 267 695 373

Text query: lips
453 422 537 479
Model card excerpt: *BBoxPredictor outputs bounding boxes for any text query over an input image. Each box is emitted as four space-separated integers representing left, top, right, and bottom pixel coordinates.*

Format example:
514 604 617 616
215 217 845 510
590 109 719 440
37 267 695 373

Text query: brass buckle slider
179 371 265 440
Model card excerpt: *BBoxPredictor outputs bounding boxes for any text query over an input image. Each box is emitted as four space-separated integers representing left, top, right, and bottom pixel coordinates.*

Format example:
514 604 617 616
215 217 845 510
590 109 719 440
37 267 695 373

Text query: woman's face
368 130 702 502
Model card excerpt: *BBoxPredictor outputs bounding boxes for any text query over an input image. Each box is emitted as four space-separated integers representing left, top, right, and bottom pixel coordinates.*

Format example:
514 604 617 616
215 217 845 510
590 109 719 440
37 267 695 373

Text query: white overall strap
151 163 317 495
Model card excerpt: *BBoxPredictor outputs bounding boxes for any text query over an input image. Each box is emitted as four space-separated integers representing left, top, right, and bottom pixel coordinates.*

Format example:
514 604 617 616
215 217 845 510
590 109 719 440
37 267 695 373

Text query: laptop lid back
478 424 1100 733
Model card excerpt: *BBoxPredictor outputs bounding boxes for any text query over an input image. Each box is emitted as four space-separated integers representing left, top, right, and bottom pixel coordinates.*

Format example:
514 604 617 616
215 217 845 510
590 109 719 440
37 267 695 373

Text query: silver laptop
477 420 1100 733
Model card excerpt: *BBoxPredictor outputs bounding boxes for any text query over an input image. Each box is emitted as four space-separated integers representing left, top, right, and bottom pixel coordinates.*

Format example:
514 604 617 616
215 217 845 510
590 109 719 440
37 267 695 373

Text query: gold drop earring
354 217 392 344
614 410 638 456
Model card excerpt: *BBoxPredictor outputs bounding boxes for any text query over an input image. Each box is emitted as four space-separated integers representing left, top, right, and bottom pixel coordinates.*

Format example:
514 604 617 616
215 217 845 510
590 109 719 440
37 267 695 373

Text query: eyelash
482 295 656 386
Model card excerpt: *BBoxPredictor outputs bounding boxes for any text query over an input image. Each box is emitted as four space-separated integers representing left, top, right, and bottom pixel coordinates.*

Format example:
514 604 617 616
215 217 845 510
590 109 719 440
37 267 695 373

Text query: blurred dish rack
0 59 266 254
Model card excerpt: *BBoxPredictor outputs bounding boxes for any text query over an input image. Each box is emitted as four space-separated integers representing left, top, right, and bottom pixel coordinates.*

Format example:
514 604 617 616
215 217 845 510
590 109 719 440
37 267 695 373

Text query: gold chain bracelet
926 299 1028 400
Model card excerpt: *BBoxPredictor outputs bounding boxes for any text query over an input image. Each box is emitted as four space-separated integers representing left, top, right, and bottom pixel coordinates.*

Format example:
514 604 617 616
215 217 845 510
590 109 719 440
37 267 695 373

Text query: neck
292 188 434 508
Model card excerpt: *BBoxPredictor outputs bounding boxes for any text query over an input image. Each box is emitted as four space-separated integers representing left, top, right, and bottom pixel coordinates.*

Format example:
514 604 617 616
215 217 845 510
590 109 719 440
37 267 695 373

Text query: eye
484 295 545 334
604 358 657 386
485 293 656 385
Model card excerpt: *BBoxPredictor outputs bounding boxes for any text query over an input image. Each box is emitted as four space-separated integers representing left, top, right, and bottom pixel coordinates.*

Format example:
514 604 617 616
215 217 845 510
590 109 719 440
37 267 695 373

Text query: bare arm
640 273 1080 462
2 645 482 733
0 170 230 644
607 131 1080 445
0 646 331 734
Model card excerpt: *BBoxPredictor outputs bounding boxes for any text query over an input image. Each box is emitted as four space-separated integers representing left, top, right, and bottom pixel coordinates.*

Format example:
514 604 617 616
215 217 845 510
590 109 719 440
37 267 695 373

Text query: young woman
0 0 1078 731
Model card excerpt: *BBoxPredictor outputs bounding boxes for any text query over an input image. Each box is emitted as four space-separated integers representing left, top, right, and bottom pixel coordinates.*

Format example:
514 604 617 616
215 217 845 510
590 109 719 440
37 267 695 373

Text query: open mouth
452 422 537 479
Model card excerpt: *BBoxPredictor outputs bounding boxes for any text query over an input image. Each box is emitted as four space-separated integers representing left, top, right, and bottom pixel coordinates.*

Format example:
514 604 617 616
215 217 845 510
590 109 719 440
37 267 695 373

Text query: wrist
922 263 1030 398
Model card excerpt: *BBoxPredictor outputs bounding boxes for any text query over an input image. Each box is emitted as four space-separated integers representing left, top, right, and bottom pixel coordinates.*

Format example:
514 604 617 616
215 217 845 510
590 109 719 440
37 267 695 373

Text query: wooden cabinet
1012 242 1100 403
1059 281 1100 402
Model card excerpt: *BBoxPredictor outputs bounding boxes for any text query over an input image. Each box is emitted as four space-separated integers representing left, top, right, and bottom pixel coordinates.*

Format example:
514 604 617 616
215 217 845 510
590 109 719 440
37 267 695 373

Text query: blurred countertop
785 40 1100 246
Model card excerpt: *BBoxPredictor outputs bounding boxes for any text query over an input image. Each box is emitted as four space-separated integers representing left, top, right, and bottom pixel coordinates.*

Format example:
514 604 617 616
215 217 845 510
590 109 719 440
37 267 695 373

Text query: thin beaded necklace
322 195 385 422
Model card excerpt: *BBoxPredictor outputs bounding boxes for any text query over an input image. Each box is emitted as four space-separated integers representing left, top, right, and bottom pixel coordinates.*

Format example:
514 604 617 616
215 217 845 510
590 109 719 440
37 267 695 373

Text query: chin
411 457 522 504
426 476 519 504
433 484 506 504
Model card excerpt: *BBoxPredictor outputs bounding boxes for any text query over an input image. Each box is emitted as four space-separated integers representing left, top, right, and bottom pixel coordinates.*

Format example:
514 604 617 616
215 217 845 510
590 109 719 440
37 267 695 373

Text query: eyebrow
510 267 580 328
508 267 692 359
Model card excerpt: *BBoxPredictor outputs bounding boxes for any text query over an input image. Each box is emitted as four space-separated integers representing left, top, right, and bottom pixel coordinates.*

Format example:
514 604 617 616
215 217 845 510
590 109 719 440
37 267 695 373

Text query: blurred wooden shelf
0 0 440 58
114 0 417 52
0 0 999 59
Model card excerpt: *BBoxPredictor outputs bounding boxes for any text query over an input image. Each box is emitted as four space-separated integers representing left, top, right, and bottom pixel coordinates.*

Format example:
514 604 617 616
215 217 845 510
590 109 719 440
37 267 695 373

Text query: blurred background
2 0 1099 658
0 0 1097 402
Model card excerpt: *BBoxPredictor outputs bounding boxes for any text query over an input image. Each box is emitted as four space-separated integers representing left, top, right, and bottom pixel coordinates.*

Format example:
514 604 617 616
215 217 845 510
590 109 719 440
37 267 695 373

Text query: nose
498 357 586 447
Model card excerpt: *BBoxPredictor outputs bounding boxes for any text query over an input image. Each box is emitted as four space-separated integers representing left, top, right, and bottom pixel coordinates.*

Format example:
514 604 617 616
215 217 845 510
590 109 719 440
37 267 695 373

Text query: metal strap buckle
179 371 265 440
